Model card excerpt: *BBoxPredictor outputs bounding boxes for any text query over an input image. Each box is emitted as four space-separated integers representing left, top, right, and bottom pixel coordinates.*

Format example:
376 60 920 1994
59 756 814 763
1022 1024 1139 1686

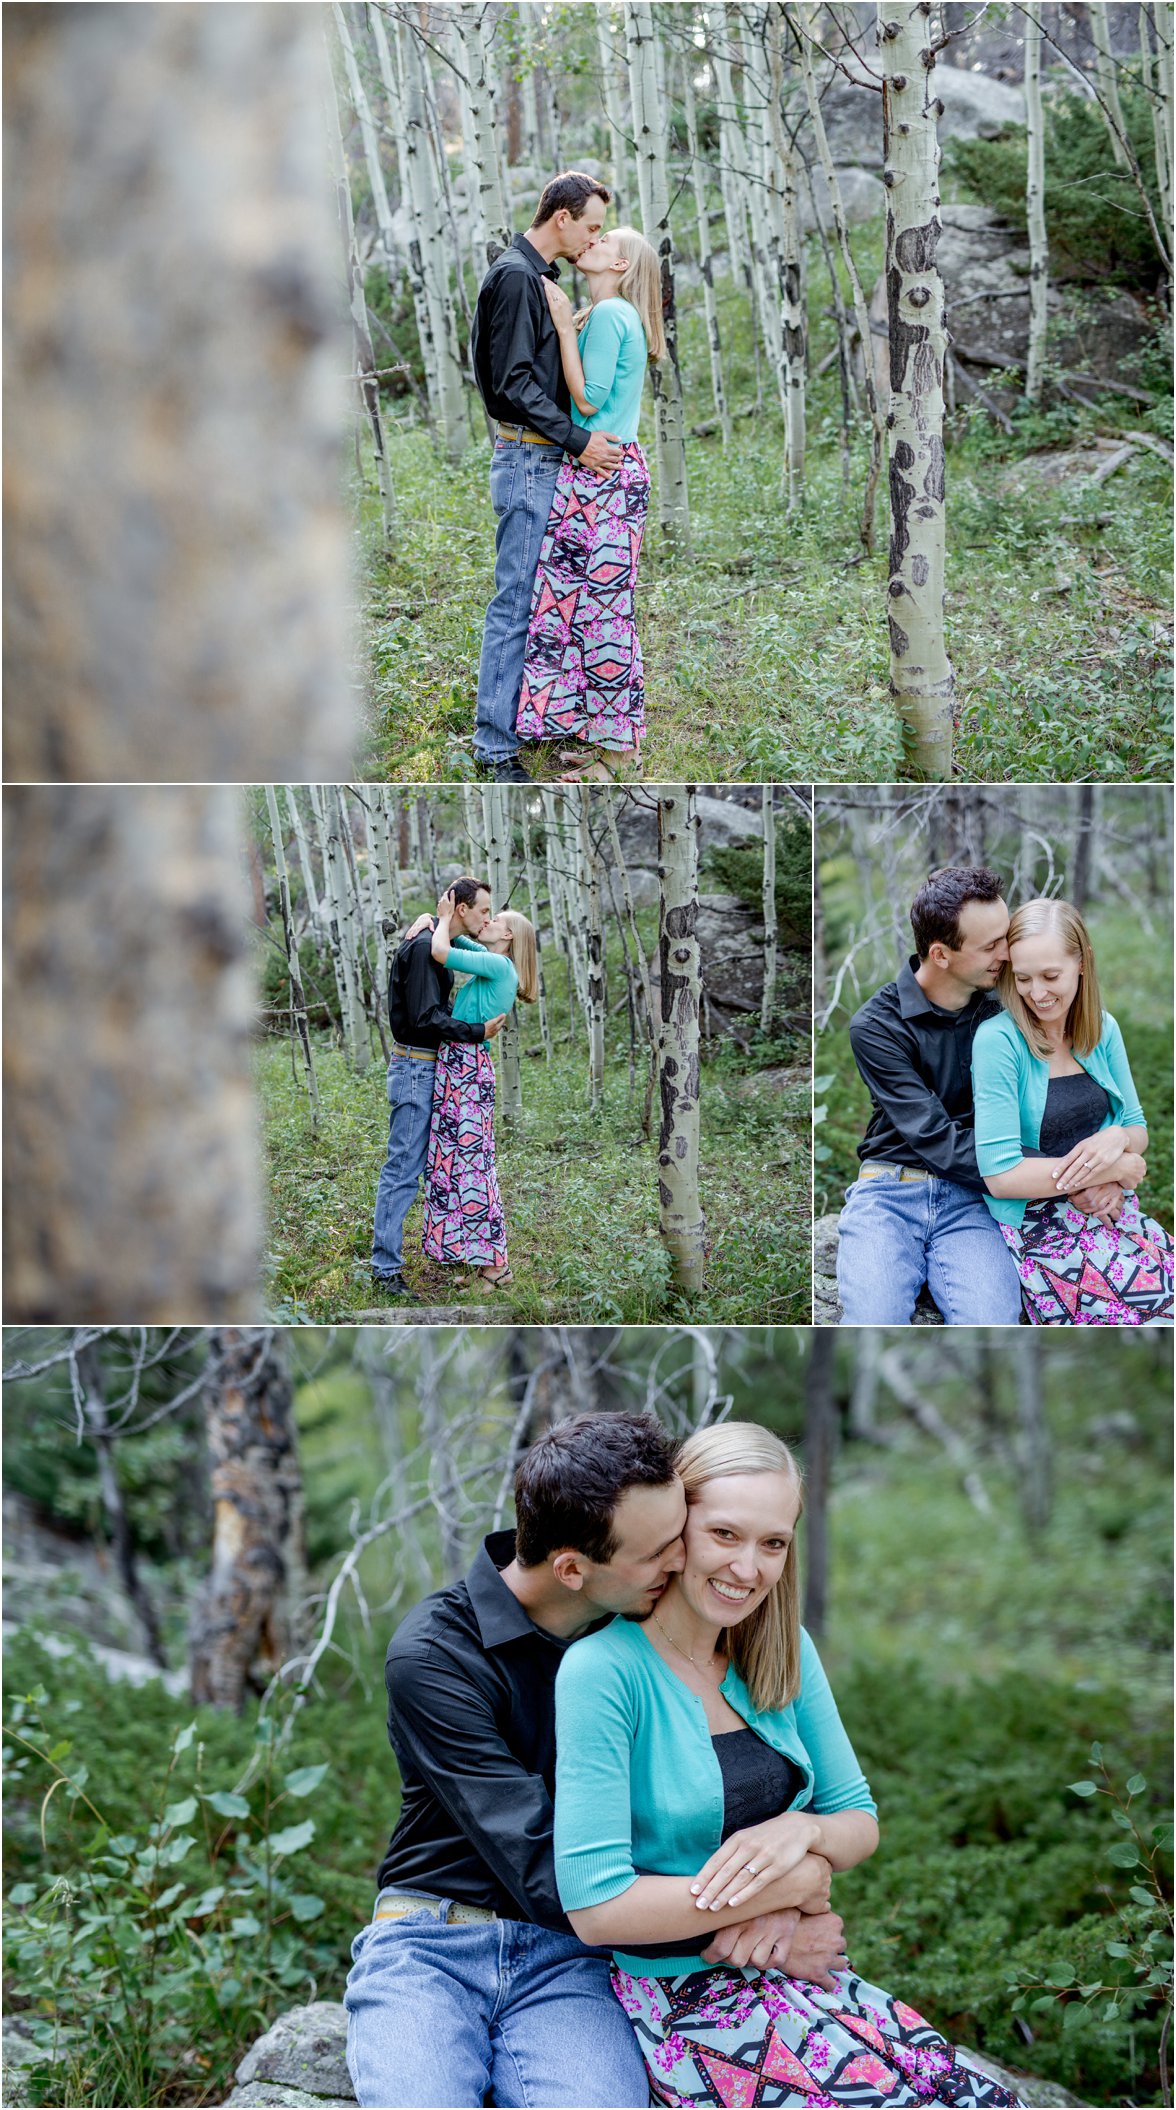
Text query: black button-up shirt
470 233 589 457
849 957 1001 1188
377 1530 595 1929
387 931 484 1051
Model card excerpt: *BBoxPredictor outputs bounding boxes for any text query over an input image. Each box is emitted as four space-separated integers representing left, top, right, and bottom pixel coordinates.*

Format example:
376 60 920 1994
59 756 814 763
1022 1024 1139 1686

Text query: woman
554 1424 1023 2109
515 227 663 779
972 898 1173 1325
404 894 538 1291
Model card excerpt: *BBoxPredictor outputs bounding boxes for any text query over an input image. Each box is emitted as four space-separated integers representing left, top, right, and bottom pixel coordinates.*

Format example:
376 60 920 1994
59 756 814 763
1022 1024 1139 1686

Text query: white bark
1023 7 1049 402
1141 3 1174 237
625 0 691 556
520 797 552 1059
397 18 468 461
367 784 403 984
284 786 320 927
326 30 396 550
796 6 885 546
578 791 607 1112
880 3 955 780
682 53 730 442
766 8 805 508
369 5 434 399
657 788 705 1293
737 15 785 411
1090 3 1129 168
707 10 754 298
337 787 388 1060
310 782 368 1070
521 10 544 171
596 6 632 221
455 7 512 265
266 786 320 1133
481 786 522 1122
760 787 778 1033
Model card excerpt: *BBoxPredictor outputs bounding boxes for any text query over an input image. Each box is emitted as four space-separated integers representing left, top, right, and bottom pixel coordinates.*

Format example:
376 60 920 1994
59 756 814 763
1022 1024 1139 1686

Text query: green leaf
173 1722 197 1756
1152 1822 1174 1847
160 1833 197 1865
1105 1941 1131 1958
1089 1741 1103 1764
217 1976 241 2004
8 1884 37 1906
230 1914 262 1938
1104 2000 1120 2021
1031 1995 1056 2014
151 1882 186 1913
1149 1963 1175 1985
268 1819 315 1857
206 1791 251 1820
286 1892 326 1922
1130 1885 1156 1907
1045 1968 1073 1989
164 1797 198 1829
282 1764 329 1799
1110 1806 1134 1830
1125 1773 1148 1796
1062 2001 1087 2032
187 1886 226 1918
1068 1780 1098 1797
46 1740 72 1764
1108 1841 1140 1867
1078 1984 1104 1999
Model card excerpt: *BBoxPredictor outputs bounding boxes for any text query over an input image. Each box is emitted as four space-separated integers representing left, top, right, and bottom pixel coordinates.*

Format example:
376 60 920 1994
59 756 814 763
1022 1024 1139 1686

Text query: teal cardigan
554 1619 876 1976
447 934 517 1025
972 1007 1146 1228
571 298 648 441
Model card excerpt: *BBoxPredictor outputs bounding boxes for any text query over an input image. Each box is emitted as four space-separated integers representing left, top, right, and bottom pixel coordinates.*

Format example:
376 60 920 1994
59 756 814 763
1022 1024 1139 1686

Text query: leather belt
496 422 556 445
390 1042 438 1061
375 1890 498 1926
859 1163 931 1183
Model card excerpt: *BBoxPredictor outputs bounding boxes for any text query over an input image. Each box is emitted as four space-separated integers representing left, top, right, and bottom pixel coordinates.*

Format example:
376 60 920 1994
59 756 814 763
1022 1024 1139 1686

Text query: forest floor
355 277 1173 787
5 1428 1170 2110
814 899 1175 1224
258 1028 811 1325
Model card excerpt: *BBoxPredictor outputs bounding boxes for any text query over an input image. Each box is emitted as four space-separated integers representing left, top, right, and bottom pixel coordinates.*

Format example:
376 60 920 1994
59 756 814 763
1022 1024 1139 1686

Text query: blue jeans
370 1054 436 1275
344 1898 648 2109
836 1169 1023 1325
474 440 564 764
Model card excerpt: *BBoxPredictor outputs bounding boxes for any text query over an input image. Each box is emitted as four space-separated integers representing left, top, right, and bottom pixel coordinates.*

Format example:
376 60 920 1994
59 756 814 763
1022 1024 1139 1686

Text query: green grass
354 266 1172 785
258 949 811 1325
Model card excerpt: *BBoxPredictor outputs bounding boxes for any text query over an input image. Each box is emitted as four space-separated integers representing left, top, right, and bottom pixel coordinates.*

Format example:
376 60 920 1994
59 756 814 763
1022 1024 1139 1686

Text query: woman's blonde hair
1000 897 1102 1058
612 227 666 362
673 1422 803 1713
501 910 538 1004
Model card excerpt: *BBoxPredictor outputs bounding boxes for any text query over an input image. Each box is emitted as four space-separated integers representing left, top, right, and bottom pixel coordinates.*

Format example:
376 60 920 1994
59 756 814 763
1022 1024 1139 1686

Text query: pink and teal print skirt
611 1962 1025 2108
516 440 650 753
421 1043 507 1270
999 1192 1173 1325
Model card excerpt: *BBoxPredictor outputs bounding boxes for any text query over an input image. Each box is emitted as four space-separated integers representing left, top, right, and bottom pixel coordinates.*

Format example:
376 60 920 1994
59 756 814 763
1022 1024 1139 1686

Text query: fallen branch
876 1349 994 1516
948 354 1014 435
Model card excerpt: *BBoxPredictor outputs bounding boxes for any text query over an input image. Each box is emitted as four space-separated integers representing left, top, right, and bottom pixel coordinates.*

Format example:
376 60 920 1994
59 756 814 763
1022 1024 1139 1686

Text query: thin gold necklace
652 1609 717 1671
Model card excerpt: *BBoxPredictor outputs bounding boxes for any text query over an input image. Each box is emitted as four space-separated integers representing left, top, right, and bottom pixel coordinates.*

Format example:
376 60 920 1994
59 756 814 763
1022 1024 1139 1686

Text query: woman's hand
691 1811 821 1912
541 278 576 333
435 889 455 924
1054 1127 1127 1193
484 1013 507 1039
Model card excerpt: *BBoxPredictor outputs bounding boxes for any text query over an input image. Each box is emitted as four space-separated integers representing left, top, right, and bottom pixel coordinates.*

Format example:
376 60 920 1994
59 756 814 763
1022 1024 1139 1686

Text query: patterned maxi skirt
998 1191 1173 1324
516 440 650 753
420 1043 507 1270
611 1962 1025 2109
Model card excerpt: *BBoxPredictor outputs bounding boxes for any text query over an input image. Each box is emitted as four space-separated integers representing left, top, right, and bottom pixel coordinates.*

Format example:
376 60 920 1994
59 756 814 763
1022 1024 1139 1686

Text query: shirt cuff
564 426 590 457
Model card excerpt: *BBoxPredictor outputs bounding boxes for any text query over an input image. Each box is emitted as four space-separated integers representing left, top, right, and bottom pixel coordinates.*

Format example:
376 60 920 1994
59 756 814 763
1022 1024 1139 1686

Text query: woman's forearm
556 324 595 417
567 1853 832 1949
987 1149 1145 1200
430 914 452 966
809 1810 879 1873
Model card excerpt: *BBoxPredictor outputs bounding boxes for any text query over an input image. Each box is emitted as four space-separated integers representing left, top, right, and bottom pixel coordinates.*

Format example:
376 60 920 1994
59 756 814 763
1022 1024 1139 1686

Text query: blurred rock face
4 787 261 1319
4 4 354 782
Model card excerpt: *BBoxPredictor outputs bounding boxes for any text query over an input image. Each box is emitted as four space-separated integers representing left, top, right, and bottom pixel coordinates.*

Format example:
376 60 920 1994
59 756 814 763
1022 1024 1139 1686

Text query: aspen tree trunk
266 786 321 1134
760 788 779 1033
367 784 404 982
738 19 785 411
767 9 806 508
481 787 523 1122
597 7 631 221
284 787 321 928
369 4 435 404
1090 2 1129 167
625 2 692 556
683 55 731 443
452 25 489 279
420 45 475 340
416 795 442 900
455 7 512 265
796 7 885 545
520 798 552 1059
561 796 592 1030
77 1342 165 1664
4 3 351 782
5 788 260 1319
541 791 576 1045
578 792 607 1112
326 36 396 551
880 3 955 781
521 11 544 171
1013 1331 1051 1537
707 11 754 299
1141 3 1174 237
189 1329 307 1712
309 783 368 1068
604 797 657 1132
337 788 389 1062
656 789 706 1292
1024 8 1049 403
801 1329 837 1636
398 19 468 461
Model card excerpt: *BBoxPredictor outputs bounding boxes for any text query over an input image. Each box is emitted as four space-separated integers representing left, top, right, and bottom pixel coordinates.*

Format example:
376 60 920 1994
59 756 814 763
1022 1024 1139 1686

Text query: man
344 1413 846 2109
837 866 1124 1324
470 172 624 783
370 875 506 1295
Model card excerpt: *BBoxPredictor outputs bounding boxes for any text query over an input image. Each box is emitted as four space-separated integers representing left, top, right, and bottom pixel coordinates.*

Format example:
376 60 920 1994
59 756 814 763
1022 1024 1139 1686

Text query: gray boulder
225 2002 354 2108
817 64 1023 168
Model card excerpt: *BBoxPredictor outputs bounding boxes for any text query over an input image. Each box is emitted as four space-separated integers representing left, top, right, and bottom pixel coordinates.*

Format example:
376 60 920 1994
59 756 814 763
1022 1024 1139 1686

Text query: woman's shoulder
1097 1008 1121 1043
974 1008 1027 1056
556 1618 644 1693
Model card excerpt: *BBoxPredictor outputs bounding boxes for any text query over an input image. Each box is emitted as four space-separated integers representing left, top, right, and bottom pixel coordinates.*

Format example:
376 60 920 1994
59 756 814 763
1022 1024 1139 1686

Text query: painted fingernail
690 1884 700 1895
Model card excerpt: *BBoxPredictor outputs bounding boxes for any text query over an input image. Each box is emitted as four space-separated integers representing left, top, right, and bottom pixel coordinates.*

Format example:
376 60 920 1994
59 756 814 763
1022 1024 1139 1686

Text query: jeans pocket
490 446 517 519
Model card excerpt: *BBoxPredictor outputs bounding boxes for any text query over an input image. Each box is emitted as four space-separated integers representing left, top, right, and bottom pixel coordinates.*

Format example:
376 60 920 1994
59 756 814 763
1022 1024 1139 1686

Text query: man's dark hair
451 875 491 908
532 171 611 227
514 1411 675 1567
910 866 1005 959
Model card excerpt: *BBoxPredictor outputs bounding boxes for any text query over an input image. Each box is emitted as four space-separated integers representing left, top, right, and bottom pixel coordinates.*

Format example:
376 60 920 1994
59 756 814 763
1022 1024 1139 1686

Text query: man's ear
551 1549 588 1593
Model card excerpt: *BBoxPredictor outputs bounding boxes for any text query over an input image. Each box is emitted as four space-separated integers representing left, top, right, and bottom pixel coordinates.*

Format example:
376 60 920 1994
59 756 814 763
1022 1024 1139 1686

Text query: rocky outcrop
222 2001 1083 2109
812 1212 944 1326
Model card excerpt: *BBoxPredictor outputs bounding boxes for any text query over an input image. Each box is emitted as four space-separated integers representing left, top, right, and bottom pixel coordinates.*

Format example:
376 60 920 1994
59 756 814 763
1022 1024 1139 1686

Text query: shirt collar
896 955 991 1024
513 231 561 281
467 1530 555 1650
